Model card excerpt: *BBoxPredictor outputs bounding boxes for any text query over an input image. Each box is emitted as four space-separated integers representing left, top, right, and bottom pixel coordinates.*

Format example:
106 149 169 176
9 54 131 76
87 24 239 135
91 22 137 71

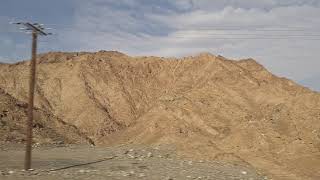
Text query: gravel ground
0 144 267 180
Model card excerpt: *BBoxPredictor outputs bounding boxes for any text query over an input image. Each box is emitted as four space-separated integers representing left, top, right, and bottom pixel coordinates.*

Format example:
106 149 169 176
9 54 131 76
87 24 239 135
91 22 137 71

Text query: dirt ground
0 143 266 180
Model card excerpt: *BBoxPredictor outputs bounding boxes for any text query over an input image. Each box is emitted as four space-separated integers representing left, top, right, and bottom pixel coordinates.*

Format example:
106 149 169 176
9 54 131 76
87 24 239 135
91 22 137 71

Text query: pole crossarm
13 22 52 35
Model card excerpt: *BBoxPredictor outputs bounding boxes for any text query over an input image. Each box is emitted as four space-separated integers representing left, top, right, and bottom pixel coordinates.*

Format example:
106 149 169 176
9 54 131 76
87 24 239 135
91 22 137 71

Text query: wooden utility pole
12 22 51 170
25 30 37 170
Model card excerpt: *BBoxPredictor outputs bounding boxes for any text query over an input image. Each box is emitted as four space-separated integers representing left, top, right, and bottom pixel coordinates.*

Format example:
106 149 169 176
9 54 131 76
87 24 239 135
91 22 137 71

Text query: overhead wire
2 24 320 40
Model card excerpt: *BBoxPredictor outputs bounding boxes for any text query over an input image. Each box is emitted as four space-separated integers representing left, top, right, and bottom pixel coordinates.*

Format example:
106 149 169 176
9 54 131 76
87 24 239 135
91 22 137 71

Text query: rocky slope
0 51 319 179
0 87 92 145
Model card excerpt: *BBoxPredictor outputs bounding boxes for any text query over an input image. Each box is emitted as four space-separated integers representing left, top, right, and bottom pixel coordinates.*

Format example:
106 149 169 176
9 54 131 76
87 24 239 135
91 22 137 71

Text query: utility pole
12 22 51 170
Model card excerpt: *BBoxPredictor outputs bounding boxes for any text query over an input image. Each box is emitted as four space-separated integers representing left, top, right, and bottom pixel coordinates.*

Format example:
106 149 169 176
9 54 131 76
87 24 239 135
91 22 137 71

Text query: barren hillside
0 87 91 145
0 51 319 179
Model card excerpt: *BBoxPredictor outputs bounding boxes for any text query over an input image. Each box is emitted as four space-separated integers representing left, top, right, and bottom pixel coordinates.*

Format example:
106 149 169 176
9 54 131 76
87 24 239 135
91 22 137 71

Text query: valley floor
0 143 266 180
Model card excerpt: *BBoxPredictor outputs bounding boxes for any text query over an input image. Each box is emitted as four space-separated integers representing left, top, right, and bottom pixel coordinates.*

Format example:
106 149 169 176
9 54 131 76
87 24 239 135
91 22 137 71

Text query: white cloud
189 0 320 10
7 0 315 90
0 0 317 89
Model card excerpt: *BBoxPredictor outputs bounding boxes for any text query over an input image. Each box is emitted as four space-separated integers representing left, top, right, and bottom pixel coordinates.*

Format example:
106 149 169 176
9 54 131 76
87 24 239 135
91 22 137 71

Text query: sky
0 0 320 91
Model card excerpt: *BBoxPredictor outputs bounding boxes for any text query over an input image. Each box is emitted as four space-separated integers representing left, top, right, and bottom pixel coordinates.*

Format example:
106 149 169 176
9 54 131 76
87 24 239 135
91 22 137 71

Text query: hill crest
0 51 319 179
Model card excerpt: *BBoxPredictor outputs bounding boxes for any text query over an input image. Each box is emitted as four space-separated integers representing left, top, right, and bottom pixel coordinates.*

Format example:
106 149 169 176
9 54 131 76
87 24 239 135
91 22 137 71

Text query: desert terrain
0 51 319 179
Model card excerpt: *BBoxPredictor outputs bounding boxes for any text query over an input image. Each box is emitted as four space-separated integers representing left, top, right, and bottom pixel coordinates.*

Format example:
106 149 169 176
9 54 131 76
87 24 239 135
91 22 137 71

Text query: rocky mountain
0 51 319 179
0 87 91 145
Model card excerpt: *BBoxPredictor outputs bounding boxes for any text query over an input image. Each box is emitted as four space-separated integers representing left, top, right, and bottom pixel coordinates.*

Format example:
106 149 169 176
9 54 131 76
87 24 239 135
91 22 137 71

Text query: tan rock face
0 88 91 144
0 51 320 179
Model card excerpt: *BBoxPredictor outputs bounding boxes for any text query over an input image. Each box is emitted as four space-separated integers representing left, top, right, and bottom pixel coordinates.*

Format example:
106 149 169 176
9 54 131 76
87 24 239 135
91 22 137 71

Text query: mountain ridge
0 51 319 179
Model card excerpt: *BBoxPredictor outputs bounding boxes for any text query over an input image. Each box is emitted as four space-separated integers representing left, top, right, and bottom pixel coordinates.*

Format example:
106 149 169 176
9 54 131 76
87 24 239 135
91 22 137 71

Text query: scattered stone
122 172 129 177
30 171 39 175
78 169 92 173
147 152 153 158
0 145 266 179
8 170 14 174
124 150 130 154
56 141 64 145
138 165 148 170
127 154 135 159
33 142 40 148
241 171 247 175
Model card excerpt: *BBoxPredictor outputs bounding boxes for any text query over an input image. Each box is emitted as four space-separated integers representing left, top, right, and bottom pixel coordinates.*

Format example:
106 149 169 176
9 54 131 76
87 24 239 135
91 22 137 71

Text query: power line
170 37 320 40
175 28 320 32
173 34 320 37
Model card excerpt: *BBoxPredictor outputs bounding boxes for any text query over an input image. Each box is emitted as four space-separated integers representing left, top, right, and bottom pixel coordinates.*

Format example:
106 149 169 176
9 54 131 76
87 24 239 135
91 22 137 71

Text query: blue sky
0 0 320 91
